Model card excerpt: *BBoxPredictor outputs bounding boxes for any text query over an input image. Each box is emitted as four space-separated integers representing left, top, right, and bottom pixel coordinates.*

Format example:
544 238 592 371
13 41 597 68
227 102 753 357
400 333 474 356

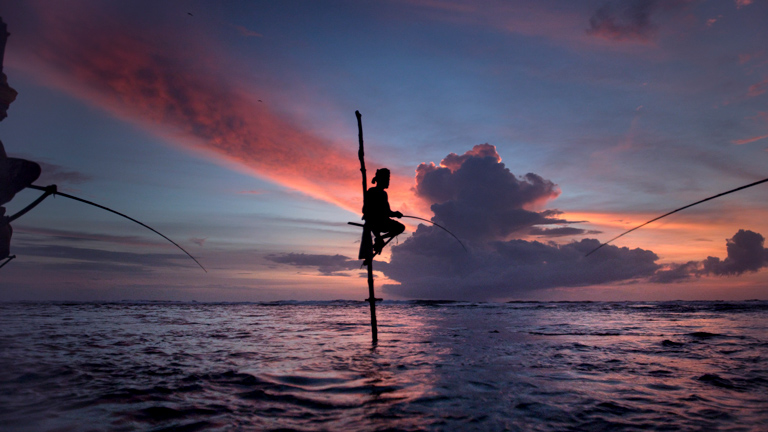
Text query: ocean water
0 300 766 431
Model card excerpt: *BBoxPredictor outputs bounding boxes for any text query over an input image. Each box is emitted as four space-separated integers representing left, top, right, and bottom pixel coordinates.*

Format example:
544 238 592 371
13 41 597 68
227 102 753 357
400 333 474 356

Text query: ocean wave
0 301 766 430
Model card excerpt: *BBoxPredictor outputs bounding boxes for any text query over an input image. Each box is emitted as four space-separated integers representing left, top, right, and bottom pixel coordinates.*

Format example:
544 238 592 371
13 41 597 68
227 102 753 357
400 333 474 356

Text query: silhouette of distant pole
356 110 378 344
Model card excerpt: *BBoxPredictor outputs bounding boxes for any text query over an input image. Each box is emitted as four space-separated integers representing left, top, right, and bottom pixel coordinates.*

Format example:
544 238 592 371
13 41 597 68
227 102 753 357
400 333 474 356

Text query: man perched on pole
363 168 404 255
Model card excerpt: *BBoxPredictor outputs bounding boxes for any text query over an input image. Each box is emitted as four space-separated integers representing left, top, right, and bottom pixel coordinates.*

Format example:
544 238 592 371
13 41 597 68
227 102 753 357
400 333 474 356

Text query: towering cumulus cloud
414 144 563 242
702 230 768 276
380 145 660 300
263 143 767 298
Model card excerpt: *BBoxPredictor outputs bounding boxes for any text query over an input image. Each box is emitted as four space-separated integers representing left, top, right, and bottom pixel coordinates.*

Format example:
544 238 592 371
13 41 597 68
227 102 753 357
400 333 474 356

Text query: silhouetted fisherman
0 17 74 263
0 207 10 258
0 142 44 260
363 168 404 255
0 17 43 260
0 16 204 270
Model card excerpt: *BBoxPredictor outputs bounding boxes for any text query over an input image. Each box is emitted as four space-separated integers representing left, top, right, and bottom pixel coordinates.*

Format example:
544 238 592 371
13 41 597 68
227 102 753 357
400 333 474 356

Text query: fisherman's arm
5 184 57 224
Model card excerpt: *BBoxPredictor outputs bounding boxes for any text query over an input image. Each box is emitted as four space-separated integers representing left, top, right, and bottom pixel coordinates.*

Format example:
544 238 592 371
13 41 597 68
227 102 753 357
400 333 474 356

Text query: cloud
35 161 93 185
376 145 661 300
586 0 686 42
255 145 768 300
11 243 190 271
649 261 701 283
413 144 564 242
706 16 722 27
382 147 768 299
265 253 360 276
8 2 407 213
732 134 768 145
701 229 768 276
650 229 768 282
230 24 263 38
13 225 161 247
529 227 602 237
747 78 768 97
380 234 659 300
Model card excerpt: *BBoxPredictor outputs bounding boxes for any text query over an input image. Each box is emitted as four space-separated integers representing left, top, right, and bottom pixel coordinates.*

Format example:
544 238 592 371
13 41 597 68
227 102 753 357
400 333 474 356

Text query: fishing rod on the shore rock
585 177 768 257
20 184 207 272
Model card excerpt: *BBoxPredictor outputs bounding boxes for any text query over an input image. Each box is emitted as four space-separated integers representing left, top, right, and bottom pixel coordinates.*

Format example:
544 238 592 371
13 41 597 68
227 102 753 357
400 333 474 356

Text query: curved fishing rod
585 177 768 257
27 184 207 272
401 215 468 252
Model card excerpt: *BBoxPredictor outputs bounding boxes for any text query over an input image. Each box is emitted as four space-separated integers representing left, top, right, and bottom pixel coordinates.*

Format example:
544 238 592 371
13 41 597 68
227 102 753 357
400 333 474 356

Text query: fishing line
401 215 468 252
585 177 768 257
28 184 206 272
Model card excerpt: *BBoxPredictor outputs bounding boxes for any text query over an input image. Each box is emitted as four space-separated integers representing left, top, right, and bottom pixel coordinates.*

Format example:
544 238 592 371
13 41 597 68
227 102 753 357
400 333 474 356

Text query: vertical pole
367 258 378 343
356 110 378 344
356 111 367 197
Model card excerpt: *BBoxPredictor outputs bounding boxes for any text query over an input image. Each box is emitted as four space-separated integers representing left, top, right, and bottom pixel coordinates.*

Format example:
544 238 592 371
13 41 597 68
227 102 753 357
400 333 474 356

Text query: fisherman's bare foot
373 237 385 254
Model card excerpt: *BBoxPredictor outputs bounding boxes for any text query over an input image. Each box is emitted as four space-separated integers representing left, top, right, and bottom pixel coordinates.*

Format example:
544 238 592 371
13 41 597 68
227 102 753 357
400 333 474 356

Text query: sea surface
0 300 767 431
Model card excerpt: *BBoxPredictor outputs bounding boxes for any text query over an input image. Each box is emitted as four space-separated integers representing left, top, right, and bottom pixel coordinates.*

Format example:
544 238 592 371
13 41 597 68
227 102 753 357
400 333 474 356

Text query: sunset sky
1 0 767 301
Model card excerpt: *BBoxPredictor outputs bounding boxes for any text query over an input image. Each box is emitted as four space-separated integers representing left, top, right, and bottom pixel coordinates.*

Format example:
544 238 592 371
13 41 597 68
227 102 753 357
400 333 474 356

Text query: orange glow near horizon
567 210 768 263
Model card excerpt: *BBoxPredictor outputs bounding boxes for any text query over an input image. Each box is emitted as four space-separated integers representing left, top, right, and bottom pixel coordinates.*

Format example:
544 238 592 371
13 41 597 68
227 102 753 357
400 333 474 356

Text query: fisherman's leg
373 220 405 254
390 220 405 237
0 227 10 259
373 233 386 255
367 221 386 255
380 220 405 240
0 209 11 259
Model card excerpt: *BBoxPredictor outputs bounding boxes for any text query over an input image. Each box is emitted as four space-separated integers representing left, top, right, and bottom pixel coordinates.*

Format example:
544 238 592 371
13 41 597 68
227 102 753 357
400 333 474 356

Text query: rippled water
0 300 767 431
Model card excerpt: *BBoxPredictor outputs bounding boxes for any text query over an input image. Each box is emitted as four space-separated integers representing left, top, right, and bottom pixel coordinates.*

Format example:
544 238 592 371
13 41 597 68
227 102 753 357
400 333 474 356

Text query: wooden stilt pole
366 260 378 343
356 110 378 344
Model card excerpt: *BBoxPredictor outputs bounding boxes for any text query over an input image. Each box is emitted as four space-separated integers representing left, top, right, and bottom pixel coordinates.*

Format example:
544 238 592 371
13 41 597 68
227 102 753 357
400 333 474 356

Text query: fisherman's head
372 168 390 189
0 73 16 121
1 18 18 121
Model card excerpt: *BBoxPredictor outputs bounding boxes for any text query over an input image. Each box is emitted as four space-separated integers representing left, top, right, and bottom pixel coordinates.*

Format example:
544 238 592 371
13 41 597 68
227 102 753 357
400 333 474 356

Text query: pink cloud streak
9 4 412 214
747 78 768 97
732 134 768 145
